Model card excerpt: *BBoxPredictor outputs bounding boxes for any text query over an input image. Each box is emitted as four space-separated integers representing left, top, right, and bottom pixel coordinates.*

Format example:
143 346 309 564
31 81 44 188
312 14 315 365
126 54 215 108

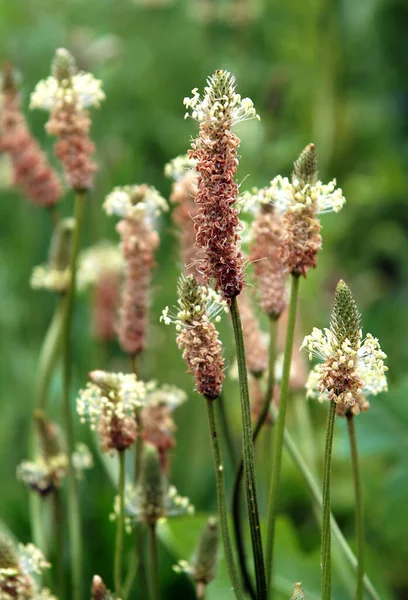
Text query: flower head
301 280 387 415
161 275 226 400
91 575 117 600
103 184 168 223
111 444 193 530
174 517 219 598
187 70 258 300
0 534 55 600
77 371 145 453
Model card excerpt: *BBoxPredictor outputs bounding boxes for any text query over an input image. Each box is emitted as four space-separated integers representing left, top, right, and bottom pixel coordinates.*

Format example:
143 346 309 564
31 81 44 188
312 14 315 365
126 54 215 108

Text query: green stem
29 300 65 553
205 398 245 600
321 400 337 600
232 316 277 599
53 488 65 599
148 522 160 600
230 296 267 600
347 413 365 600
266 274 300 594
216 392 237 472
115 450 126 597
61 189 86 600
274 407 381 600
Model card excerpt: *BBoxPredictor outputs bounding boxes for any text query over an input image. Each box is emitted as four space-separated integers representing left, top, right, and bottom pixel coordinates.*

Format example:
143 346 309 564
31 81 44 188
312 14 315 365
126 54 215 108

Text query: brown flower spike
184 70 259 301
161 274 226 400
30 48 105 191
0 63 62 207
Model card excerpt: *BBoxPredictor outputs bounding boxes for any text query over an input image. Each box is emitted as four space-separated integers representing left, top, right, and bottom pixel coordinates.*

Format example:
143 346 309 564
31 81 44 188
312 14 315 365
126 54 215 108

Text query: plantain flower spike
290 582 306 600
91 574 117 600
77 370 145 453
31 48 105 190
301 280 388 416
0 533 55 599
174 517 219 598
30 217 75 292
184 70 259 301
111 444 194 530
0 62 62 207
161 274 227 400
268 144 345 277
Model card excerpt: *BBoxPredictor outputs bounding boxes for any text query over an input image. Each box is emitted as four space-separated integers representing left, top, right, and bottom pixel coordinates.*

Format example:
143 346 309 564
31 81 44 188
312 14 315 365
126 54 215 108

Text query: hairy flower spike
161 275 226 400
77 371 145 453
0 63 62 208
186 70 259 300
302 280 388 415
31 48 105 190
266 145 345 276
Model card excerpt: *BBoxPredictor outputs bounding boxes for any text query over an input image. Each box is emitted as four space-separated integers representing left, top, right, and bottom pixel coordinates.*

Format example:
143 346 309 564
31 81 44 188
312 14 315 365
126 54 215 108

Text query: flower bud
293 143 317 185
191 517 219 592
52 48 76 82
48 218 75 271
290 582 306 600
137 444 166 524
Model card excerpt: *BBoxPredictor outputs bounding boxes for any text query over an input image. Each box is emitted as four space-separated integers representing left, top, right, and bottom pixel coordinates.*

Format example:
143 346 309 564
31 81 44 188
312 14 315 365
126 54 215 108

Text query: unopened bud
293 143 317 185
52 48 76 82
137 444 166 524
91 575 110 600
34 410 63 458
290 582 306 600
191 517 219 590
330 280 361 351
0 532 18 569
48 217 75 271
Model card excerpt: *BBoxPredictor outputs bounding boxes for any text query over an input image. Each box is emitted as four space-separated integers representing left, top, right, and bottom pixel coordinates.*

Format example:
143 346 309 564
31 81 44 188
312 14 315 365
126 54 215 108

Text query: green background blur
0 0 407 598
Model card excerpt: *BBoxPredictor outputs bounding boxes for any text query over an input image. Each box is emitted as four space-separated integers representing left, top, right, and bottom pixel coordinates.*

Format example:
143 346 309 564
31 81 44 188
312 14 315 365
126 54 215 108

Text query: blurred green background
0 0 407 598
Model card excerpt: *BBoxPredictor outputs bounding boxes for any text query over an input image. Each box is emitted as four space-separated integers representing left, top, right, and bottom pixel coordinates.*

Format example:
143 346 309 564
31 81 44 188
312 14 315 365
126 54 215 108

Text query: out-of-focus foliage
0 0 407 598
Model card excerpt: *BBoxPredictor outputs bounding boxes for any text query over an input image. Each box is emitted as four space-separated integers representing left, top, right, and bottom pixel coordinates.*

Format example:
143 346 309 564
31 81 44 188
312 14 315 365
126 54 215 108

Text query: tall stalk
148 522 160 600
216 392 237 472
321 400 337 600
232 316 277 598
275 407 381 600
29 299 65 553
115 450 126 597
230 296 267 600
205 398 245 600
266 274 300 592
53 488 65 599
347 413 365 600
61 189 86 600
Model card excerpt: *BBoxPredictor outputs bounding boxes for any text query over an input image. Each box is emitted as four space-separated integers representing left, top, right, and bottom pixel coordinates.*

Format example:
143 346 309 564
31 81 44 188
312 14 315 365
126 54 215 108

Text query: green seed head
191 517 219 585
52 48 76 82
330 280 361 351
293 143 317 186
48 217 75 272
177 274 206 322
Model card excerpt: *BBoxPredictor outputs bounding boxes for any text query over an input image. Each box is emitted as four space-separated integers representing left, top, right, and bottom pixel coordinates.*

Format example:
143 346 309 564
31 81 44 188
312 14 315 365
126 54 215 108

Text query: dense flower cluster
77 370 146 453
161 274 227 400
302 280 388 415
184 70 259 301
0 64 62 207
104 184 167 355
31 48 105 190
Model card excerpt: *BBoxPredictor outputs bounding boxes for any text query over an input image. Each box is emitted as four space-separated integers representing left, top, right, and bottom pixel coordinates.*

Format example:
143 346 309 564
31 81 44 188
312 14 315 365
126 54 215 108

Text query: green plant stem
230 296 267 600
205 398 245 600
115 450 126 597
272 406 381 600
53 488 65 599
232 316 277 599
347 413 365 600
266 274 300 594
29 299 65 554
216 392 237 471
61 189 86 600
148 522 160 600
321 400 337 600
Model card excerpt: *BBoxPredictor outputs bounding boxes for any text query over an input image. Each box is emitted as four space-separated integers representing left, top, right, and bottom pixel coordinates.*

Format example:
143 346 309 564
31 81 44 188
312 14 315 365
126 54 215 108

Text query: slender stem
230 296 267 600
347 413 365 600
61 189 86 600
29 300 65 553
321 400 337 600
53 488 65 599
148 522 160 600
216 392 237 471
266 274 300 594
274 407 381 600
232 316 277 599
205 398 245 600
115 450 126 597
